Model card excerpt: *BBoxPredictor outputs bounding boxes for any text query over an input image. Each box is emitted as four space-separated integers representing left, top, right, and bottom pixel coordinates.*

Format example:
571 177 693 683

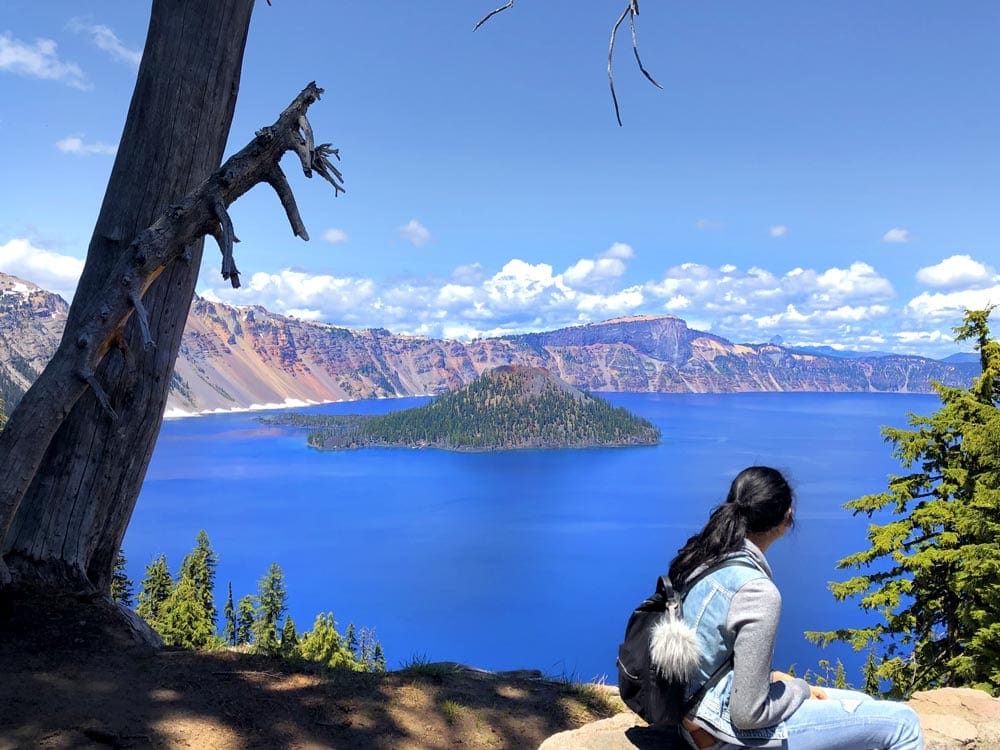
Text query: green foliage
179 530 218 626
802 659 850 689
270 366 661 450
128 533 386 668
223 582 236 646
371 641 386 672
236 594 255 646
157 574 215 648
110 549 134 607
440 699 463 725
0 395 7 430
253 562 287 654
281 616 299 658
136 554 173 624
298 612 360 670
297 613 386 672
808 309 1000 697
400 654 460 678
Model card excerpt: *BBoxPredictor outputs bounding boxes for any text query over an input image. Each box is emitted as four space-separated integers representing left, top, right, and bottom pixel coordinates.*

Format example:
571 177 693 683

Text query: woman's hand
809 686 829 700
770 670 796 682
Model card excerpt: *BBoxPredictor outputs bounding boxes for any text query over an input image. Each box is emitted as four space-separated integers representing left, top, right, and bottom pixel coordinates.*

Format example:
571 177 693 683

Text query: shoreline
162 393 439 421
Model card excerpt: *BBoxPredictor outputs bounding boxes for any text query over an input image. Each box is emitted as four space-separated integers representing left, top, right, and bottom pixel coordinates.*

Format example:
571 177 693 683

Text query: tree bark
0 0 255 590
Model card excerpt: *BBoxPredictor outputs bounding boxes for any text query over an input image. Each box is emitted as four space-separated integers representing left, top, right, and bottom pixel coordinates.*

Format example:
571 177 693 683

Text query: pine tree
179 530 218 627
808 308 1000 697
253 562 287 654
298 612 360 670
281 616 299 658
371 641 386 673
833 659 848 690
136 554 173 625
0 396 7 430
236 594 255 646
223 582 237 646
156 574 214 648
109 549 134 607
345 622 358 659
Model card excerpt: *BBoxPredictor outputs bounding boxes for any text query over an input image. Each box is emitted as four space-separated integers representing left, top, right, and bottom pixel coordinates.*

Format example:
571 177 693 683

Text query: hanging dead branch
473 0 515 32
0 82 344 584
475 0 662 126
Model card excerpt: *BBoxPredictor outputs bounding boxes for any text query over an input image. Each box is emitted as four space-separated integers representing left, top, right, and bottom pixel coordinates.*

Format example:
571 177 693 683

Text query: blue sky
1 1 998 356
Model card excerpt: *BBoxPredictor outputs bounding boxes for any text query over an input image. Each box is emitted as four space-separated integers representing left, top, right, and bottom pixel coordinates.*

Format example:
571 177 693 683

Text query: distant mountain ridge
0 272 979 414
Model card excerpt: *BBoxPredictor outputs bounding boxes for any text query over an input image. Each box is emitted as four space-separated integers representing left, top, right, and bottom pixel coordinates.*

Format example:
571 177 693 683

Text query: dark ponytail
668 466 793 586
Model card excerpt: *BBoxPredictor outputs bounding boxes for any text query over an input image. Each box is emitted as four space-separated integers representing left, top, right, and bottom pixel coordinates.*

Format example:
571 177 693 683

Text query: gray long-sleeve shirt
723 541 811 729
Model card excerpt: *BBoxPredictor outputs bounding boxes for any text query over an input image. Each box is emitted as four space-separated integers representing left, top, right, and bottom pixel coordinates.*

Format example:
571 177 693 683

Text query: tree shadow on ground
0 592 622 749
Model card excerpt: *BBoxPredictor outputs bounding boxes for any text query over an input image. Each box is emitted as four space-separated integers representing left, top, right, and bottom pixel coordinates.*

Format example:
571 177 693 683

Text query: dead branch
473 0 515 31
476 0 662 126
0 82 344 571
629 3 662 91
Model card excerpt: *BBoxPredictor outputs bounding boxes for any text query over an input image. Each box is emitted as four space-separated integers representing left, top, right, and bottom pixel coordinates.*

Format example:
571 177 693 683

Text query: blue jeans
684 688 924 750
779 688 923 750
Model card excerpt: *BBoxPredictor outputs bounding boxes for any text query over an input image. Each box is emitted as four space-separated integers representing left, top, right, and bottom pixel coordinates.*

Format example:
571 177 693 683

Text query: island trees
0 0 341 602
808 308 1000 696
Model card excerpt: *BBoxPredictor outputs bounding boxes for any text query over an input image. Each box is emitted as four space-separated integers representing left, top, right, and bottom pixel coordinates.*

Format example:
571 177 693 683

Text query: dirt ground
0 593 622 750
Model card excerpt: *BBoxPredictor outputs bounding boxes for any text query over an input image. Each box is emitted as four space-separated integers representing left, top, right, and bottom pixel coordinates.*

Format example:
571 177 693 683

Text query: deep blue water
125 392 936 685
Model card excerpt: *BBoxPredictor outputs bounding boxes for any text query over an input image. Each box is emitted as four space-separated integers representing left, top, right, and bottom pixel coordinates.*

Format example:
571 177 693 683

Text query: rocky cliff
0 272 978 415
0 274 69 410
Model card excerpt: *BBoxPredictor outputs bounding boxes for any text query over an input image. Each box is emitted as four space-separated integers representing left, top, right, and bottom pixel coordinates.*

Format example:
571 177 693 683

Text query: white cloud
695 218 722 231
399 219 431 247
882 227 912 243
321 228 349 244
905 286 1000 322
68 19 142 67
56 135 118 155
602 242 634 260
769 225 789 238
0 238 84 300
895 330 949 344
562 257 626 288
916 254 997 290
194 251 983 357
284 308 324 321
0 32 89 89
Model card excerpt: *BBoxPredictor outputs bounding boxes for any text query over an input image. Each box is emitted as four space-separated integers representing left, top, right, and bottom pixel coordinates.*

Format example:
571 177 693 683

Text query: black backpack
616 558 754 726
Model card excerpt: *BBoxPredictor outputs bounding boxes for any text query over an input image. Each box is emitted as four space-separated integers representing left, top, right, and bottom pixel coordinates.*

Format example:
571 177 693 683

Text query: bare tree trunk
1 0 255 590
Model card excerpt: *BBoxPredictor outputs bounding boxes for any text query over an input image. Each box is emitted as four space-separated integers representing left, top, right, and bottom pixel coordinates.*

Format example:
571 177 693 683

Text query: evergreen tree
298 612 360 670
179 530 218 626
281 616 299 657
344 622 358 658
808 309 1000 697
0 396 7 430
136 554 173 625
156 574 214 648
109 549 134 607
223 582 237 646
833 659 848 690
236 594 255 646
253 562 287 654
371 641 386 673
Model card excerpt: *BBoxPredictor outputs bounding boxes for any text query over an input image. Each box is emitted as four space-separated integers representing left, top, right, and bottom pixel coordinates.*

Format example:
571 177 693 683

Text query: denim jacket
682 546 790 747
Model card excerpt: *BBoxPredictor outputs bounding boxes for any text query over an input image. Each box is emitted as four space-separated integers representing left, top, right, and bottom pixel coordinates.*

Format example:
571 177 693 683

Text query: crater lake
125 392 934 685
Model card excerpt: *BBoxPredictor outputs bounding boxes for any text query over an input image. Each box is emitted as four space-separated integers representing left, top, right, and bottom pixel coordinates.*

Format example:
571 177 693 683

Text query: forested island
261 365 660 451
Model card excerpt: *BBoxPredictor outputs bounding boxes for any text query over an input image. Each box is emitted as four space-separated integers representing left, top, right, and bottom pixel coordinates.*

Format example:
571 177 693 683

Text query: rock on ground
539 687 1000 750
